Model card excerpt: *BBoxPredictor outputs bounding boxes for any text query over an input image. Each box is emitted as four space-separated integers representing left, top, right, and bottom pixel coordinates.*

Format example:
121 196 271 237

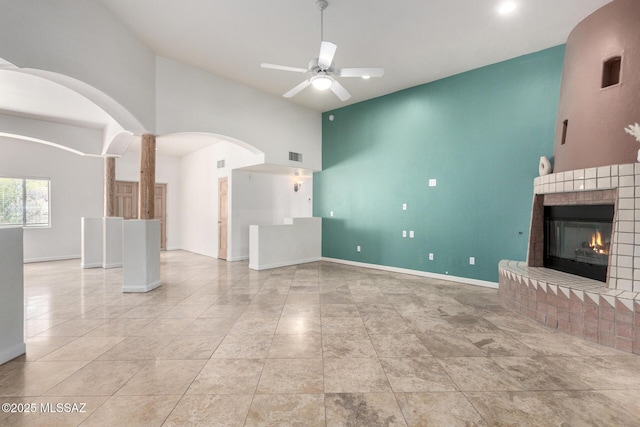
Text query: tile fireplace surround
499 163 640 354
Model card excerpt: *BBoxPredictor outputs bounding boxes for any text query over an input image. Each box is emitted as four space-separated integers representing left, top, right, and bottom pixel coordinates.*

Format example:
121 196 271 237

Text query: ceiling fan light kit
260 0 384 101
311 75 334 90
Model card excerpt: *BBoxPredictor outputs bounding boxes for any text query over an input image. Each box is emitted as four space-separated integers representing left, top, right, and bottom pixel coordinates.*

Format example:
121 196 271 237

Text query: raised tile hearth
499 260 640 354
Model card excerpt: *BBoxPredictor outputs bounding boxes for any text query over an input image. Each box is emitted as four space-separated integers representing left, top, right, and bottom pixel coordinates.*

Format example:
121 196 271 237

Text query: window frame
0 176 51 228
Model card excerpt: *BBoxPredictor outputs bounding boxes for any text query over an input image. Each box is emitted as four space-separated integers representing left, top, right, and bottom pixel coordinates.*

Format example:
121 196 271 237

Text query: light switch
409 230 414 238
402 203 407 211
357 246 361 252
428 253 434 261
469 257 475 265
402 230 407 238
330 211 334 217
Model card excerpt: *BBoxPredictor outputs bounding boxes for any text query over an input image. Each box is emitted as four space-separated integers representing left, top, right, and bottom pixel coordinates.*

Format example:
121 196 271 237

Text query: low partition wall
0 227 26 364
499 260 640 354
249 217 321 270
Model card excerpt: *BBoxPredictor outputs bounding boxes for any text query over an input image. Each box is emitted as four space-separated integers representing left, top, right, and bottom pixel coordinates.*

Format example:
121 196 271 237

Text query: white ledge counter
249 217 321 270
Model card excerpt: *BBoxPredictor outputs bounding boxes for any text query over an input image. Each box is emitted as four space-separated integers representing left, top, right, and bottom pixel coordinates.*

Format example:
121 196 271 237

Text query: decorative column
123 134 161 292
103 156 123 269
104 157 116 217
139 134 156 220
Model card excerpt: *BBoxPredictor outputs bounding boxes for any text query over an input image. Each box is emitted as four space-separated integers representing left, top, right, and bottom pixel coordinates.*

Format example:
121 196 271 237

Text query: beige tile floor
1 250 640 426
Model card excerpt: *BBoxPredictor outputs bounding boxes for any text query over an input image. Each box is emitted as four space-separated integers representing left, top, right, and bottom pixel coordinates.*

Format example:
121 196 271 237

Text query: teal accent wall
313 45 565 283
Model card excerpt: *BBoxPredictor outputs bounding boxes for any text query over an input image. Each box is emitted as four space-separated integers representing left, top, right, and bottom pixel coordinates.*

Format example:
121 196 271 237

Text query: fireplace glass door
544 205 614 282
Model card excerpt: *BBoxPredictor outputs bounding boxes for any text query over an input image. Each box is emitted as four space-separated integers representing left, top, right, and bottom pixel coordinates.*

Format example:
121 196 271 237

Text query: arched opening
0 60 145 156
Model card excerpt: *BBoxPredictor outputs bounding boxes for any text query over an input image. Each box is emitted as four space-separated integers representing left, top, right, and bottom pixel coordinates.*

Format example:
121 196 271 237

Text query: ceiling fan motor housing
316 0 328 12
309 59 334 74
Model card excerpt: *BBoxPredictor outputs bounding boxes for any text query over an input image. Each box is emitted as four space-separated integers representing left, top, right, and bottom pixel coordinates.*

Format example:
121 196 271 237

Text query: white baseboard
24 255 80 264
0 342 26 365
122 280 162 293
227 255 249 262
250 256 321 271
321 257 498 289
102 263 123 269
81 262 102 269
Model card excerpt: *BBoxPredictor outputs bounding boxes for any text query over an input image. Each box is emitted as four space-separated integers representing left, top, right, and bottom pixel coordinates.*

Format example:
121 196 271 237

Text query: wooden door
115 181 138 219
115 181 167 249
218 177 228 260
154 184 167 249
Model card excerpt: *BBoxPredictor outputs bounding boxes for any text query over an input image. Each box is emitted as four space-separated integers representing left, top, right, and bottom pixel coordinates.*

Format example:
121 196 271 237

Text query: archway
0 58 144 156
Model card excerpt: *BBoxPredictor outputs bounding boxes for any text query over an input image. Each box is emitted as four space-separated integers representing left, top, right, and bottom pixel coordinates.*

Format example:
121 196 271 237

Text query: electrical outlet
330 211 334 217
402 203 407 211
402 230 407 238
357 245 361 252
469 257 475 265
409 230 414 238
429 179 437 187
429 253 434 261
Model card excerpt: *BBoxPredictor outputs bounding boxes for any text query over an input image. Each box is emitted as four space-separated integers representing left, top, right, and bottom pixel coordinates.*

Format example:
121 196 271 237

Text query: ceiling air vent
217 159 225 169
289 152 303 162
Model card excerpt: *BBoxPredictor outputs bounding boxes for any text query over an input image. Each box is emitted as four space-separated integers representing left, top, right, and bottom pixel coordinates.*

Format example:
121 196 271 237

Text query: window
0 177 50 227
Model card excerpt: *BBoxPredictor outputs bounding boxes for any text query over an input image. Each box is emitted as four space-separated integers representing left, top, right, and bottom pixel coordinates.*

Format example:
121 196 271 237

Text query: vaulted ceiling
100 0 612 112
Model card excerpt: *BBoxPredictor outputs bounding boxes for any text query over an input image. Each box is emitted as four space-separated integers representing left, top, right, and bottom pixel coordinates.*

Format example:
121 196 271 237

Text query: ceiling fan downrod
317 0 328 41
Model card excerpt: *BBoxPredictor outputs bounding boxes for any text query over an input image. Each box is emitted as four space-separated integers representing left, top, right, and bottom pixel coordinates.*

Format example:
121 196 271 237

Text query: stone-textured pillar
104 157 116 217
139 134 156 220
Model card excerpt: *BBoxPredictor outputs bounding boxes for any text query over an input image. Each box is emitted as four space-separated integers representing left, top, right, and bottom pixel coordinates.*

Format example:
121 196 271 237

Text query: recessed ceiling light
498 1 516 14
362 75 371 80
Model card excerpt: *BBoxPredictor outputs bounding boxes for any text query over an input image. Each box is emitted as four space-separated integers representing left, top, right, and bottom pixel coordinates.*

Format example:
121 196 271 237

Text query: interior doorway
115 181 167 249
218 177 228 260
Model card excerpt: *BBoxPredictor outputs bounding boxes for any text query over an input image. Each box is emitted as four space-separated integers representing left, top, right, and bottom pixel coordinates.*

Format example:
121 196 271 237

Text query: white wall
0 137 103 262
0 0 156 131
116 150 182 250
0 113 103 156
180 142 263 258
231 170 313 261
155 56 322 171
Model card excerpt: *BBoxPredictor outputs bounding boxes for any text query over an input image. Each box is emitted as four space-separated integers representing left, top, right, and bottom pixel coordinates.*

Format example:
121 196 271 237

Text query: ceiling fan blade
330 80 351 101
283 80 311 98
261 63 307 73
338 67 384 78
318 41 337 69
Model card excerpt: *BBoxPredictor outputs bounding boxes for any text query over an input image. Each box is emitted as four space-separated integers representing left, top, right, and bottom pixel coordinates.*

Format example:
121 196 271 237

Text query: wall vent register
289 152 303 162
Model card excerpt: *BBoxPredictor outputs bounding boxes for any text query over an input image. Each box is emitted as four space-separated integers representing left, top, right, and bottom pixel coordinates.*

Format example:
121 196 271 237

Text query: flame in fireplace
589 231 607 254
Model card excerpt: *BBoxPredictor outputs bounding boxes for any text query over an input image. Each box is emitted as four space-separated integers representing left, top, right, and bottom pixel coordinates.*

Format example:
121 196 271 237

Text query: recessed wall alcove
602 56 622 88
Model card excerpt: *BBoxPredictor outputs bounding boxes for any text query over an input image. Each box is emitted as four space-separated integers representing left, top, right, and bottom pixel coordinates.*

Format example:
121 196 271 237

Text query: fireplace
544 204 614 282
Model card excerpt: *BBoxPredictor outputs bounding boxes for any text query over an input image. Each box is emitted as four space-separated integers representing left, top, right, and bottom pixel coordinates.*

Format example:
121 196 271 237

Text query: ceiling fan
261 0 384 101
